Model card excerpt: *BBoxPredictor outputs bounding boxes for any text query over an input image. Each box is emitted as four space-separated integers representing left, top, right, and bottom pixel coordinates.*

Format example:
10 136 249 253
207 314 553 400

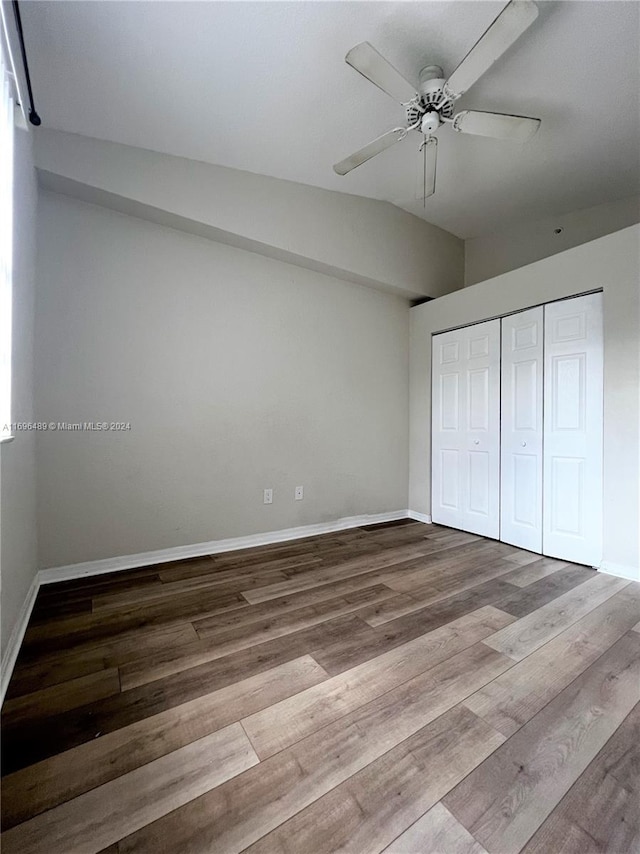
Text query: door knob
521 441 527 447
474 440 479 445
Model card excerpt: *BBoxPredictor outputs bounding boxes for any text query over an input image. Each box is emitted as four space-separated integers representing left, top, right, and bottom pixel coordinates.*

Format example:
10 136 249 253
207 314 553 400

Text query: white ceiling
21 1 640 238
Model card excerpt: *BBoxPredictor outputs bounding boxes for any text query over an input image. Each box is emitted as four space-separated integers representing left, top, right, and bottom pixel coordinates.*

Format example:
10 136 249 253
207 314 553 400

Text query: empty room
1 1 639 852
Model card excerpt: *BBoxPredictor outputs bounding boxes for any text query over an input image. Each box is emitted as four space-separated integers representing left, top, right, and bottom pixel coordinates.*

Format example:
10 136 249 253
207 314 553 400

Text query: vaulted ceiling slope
35 128 464 300
22 1 640 239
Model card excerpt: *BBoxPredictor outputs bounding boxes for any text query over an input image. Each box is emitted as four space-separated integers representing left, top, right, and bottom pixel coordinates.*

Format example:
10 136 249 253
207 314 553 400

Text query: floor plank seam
238 718 260 759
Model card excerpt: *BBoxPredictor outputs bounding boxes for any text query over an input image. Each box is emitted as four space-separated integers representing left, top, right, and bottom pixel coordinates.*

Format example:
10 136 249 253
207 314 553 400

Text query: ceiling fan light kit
421 111 441 136
333 0 542 201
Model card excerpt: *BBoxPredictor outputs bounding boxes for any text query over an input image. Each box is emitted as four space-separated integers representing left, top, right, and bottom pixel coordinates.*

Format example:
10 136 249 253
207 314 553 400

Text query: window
0 33 13 439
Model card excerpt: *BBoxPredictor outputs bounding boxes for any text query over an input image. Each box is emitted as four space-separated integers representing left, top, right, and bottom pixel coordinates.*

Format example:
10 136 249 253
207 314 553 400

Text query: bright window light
0 36 13 440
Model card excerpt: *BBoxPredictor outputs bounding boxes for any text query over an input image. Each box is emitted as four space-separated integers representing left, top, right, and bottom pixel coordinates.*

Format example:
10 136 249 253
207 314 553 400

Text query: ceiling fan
334 0 542 201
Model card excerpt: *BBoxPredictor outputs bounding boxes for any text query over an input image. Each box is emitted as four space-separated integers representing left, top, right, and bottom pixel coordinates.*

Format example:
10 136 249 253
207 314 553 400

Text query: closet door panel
468 451 490 514
440 449 461 512
500 307 543 552
432 320 500 538
543 293 603 566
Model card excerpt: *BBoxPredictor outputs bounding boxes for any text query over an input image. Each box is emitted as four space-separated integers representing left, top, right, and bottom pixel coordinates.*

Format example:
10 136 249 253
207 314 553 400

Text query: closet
431 292 603 567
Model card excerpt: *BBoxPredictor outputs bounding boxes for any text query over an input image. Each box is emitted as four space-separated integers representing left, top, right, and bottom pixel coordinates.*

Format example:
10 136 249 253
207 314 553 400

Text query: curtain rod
12 0 40 125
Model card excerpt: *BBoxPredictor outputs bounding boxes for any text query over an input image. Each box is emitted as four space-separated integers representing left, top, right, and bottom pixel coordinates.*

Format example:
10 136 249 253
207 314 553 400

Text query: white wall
465 195 640 286
1 127 38 653
35 129 464 300
35 192 411 568
410 226 640 579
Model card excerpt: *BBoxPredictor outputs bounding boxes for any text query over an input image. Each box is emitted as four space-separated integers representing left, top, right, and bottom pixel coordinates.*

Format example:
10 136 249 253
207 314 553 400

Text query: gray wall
410 225 640 579
1 128 38 653
35 192 411 568
465 195 640 285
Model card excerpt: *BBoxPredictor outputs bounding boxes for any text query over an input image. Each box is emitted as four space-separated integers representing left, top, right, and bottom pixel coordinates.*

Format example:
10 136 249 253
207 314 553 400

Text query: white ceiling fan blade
345 42 417 104
453 110 540 142
334 128 407 176
416 137 437 202
446 0 539 97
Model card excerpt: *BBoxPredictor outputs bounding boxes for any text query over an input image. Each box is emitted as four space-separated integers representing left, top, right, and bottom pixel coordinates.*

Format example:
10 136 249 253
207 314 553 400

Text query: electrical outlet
263 488 273 504
295 485 304 500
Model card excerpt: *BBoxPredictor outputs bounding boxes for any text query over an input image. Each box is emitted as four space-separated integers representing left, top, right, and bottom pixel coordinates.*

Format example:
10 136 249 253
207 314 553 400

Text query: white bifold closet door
500 307 544 552
431 319 500 538
543 292 603 566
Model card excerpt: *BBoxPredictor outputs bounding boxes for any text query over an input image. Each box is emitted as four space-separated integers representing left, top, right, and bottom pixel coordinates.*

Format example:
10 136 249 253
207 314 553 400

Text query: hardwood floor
1 521 639 853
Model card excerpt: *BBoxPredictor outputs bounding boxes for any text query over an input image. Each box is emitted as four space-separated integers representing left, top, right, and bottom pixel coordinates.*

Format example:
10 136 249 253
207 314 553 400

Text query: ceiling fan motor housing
406 64 454 130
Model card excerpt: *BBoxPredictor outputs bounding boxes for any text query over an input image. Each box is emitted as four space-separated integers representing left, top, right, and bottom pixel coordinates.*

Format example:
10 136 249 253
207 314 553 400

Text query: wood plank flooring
1 520 639 853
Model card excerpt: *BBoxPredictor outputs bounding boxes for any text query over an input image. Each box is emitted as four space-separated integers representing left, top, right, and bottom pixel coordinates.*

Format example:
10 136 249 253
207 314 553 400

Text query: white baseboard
407 510 432 524
39 509 417 585
1 573 40 706
599 561 640 583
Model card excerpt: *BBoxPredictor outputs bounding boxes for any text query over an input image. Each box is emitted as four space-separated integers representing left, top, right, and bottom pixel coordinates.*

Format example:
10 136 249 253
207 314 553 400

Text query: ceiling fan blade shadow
345 42 417 104
453 110 541 142
446 0 539 97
